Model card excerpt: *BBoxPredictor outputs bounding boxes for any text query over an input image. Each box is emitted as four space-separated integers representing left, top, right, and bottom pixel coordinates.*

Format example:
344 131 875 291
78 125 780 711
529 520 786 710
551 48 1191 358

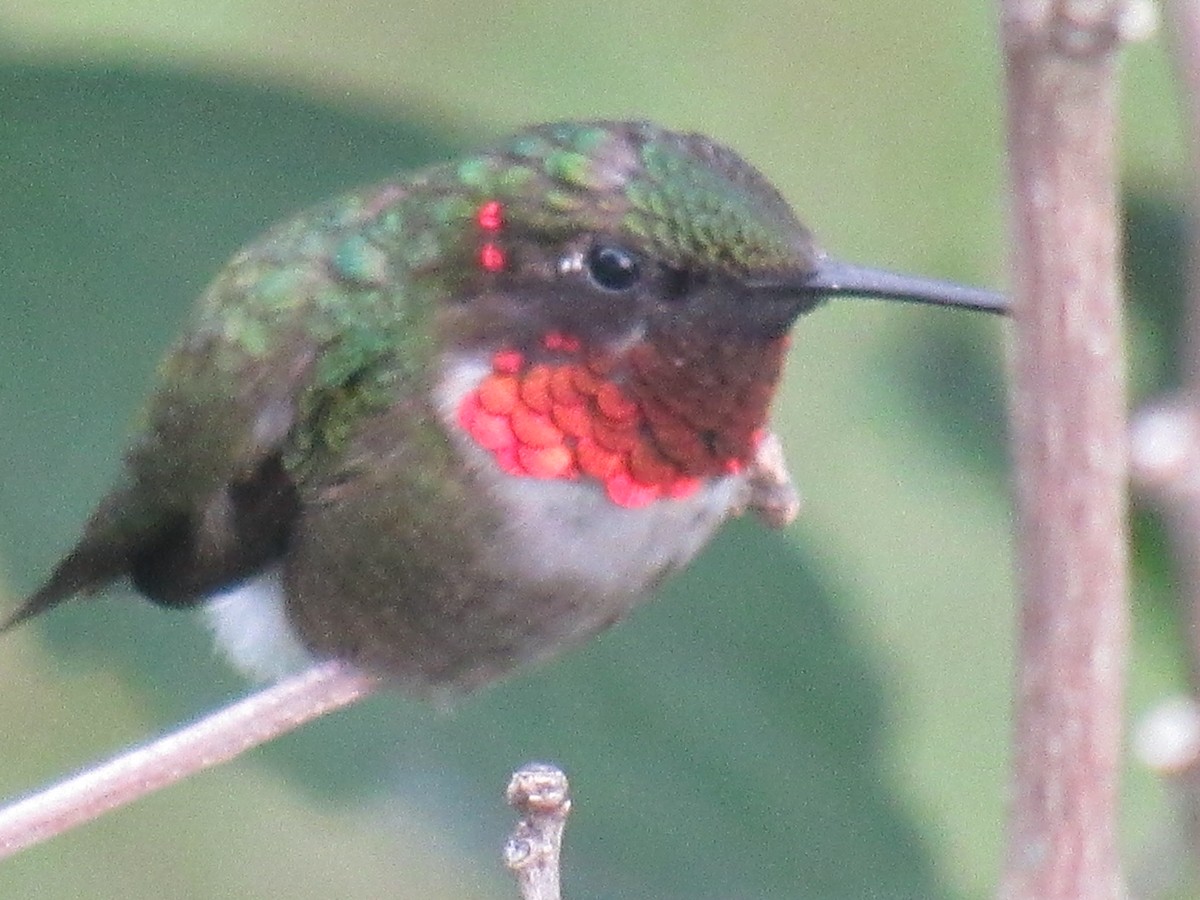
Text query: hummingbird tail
1 545 125 632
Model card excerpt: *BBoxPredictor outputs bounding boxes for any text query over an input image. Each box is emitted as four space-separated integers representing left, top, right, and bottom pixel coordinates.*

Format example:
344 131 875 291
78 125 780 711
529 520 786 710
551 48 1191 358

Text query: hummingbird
3 121 1004 693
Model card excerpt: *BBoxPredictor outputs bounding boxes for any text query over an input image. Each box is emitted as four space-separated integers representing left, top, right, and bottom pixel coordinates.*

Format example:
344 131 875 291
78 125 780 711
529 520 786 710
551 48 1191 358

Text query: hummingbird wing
4 187 412 630
3 326 316 629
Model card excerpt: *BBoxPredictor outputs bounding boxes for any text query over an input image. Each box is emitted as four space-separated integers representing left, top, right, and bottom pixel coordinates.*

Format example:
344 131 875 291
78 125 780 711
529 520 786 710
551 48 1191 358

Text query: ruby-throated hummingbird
3 121 1004 692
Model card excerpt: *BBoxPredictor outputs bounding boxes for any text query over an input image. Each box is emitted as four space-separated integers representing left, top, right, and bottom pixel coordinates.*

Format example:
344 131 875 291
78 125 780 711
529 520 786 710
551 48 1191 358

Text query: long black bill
777 258 1007 315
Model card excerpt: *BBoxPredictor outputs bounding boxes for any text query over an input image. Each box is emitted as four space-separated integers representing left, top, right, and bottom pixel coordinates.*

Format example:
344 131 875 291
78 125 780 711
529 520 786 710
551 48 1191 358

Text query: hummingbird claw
743 431 801 528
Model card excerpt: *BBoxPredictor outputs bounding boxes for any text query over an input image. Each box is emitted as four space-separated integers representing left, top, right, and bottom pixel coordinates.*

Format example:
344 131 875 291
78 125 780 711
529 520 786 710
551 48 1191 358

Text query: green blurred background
0 3 1186 898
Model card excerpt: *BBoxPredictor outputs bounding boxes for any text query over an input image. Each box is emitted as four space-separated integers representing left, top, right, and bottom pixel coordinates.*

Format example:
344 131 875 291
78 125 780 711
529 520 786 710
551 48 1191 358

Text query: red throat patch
457 333 786 508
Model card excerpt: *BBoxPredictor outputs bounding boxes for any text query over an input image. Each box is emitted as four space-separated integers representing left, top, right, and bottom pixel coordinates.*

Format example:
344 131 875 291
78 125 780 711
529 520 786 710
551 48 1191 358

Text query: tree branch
504 763 571 900
1125 2 1200 893
997 2 1132 897
0 659 378 859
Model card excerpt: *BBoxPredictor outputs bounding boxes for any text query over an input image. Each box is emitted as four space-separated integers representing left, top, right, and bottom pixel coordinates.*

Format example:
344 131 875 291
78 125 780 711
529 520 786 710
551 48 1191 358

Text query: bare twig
1131 397 1200 692
1171 0 1200 395
1123 2 1200 893
1152 0 1200 696
504 763 571 900
997 2 1131 898
1130 698 1200 896
0 659 378 859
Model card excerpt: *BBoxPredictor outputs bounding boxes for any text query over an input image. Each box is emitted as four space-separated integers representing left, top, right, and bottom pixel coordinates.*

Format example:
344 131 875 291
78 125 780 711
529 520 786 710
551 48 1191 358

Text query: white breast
434 353 747 603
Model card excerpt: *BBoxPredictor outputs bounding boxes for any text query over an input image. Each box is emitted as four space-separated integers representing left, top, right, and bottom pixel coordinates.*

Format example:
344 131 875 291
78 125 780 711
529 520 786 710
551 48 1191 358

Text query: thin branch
0 659 378 859
1155 0 1200 695
1131 697 1200 896
504 763 571 900
1123 2 1200 892
997 2 1131 898
1170 0 1200 393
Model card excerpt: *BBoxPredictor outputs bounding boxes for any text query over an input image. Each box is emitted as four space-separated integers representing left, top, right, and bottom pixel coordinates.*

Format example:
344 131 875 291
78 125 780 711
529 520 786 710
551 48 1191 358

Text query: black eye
585 244 641 292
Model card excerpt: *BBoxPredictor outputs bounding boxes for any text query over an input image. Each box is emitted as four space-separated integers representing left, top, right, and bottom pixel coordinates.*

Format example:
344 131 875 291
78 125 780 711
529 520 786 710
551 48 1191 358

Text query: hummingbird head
427 121 1002 508
434 121 827 347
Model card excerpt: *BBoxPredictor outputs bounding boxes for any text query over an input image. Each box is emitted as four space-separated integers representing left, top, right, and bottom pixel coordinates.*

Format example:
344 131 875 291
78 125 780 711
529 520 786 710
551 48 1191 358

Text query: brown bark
998 2 1130 898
